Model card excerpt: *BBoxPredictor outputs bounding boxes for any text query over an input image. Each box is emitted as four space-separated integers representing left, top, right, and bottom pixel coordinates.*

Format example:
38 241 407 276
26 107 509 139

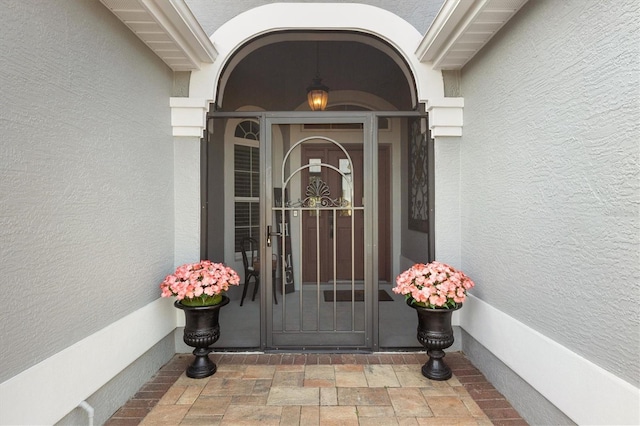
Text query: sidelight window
234 120 260 253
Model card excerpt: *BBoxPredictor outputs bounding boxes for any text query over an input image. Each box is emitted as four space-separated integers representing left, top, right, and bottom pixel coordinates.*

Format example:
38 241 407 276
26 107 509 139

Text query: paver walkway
106 352 527 425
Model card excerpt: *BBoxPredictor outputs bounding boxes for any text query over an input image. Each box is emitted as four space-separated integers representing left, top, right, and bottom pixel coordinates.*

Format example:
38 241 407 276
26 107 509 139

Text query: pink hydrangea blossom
392 261 475 309
160 260 240 305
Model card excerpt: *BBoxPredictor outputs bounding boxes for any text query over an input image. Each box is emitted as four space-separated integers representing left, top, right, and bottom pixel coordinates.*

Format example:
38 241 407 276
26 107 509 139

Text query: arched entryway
184 4 444 351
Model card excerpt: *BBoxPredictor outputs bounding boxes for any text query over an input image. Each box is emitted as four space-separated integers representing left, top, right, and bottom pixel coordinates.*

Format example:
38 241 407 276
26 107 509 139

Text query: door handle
266 225 282 247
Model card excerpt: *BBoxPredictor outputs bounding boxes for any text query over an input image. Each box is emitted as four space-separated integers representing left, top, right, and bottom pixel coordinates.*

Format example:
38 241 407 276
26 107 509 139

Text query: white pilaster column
170 97 211 265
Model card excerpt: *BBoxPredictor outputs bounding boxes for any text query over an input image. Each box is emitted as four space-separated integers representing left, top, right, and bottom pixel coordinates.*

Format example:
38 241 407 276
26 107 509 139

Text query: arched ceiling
218 33 415 112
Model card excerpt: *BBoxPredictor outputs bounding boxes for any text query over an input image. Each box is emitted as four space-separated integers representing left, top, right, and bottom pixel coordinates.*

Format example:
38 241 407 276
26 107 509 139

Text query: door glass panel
378 115 429 348
205 116 262 348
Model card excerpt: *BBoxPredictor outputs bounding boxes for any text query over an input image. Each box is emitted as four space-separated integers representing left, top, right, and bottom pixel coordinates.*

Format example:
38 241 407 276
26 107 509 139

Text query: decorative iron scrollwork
287 177 350 209
306 177 331 207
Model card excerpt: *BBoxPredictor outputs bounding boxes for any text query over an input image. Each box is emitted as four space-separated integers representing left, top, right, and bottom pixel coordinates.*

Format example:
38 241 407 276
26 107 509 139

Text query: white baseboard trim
0 297 177 425
460 294 640 425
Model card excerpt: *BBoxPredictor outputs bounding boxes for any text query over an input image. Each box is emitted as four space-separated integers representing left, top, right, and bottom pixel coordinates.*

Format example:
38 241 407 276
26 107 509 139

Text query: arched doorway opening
200 29 434 351
215 32 416 112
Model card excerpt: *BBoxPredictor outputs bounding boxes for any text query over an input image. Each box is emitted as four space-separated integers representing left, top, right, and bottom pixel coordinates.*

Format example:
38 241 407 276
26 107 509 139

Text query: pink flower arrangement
393 261 475 309
160 260 240 306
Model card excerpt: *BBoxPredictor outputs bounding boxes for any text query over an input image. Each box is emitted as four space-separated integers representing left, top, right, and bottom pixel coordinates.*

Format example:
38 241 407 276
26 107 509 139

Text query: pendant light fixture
307 42 329 111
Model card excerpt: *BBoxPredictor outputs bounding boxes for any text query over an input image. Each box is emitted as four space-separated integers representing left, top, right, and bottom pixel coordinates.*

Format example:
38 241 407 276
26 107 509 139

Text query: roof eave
99 0 217 71
416 0 529 70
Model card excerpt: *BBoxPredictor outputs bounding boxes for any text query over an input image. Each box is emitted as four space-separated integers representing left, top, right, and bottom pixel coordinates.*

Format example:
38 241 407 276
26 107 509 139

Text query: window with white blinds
234 121 260 252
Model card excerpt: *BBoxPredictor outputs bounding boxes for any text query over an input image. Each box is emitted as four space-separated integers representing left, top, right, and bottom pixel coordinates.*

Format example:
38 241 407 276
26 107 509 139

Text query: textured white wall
0 0 175 383
460 0 639 386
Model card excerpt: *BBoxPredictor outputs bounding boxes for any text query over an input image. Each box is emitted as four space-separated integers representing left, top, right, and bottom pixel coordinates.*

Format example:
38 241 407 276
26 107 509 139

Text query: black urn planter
409 300 460 381
175 296 229 379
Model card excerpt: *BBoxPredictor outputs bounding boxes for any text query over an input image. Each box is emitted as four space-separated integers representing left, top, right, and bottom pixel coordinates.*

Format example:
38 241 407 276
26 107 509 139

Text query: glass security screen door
265 115 375 350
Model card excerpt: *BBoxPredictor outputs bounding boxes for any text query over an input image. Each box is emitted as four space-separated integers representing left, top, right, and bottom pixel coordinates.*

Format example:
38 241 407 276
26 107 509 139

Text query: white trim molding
0 298 177 425
170 97 211 137
461 295 640 425
427 98 464 137
416 0 529 70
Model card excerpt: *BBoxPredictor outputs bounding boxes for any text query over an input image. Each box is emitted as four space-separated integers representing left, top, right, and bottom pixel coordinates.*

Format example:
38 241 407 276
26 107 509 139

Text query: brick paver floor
105 352 527 425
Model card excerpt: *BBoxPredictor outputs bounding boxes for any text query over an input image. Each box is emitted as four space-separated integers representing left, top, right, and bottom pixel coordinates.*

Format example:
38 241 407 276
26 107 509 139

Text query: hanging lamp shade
307 76 329 111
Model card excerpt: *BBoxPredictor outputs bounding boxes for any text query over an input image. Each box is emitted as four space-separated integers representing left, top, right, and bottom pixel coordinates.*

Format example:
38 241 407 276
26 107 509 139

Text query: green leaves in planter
180 294 223 307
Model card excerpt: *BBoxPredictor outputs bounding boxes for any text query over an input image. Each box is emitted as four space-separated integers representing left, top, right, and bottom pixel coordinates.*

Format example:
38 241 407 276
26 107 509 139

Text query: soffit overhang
99 0 527 73
416 0 529 70
99 0 216 71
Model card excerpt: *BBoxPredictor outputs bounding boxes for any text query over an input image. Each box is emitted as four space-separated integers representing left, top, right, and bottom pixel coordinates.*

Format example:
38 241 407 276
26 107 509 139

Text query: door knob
266 225 282 247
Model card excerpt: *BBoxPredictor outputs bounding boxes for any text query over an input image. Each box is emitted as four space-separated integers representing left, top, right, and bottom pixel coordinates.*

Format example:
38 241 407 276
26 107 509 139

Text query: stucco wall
185 0 444 36
0 0 175 385
460 0 639 388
